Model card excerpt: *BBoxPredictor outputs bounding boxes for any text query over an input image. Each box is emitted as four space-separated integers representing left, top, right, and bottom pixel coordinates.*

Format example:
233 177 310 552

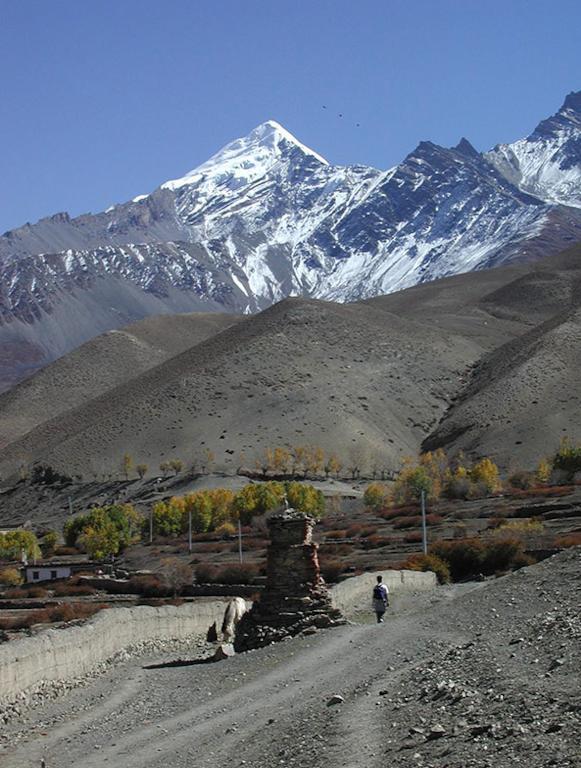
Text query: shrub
54 546 79 556
0 567 23 586
158 557 192 596
362 534 393 548
215 522 237 537
324 529 348 540
52 581 97 597
127 574 169 597
194 563 259 585
392 516 422 529
431 539 486 581
430 536 530 581
40 531 58 557
492 519 544 539
319 557 345 583
552 437 581 476
402 553 451 584
403 531 423 544
481 538 523 575
234 537 264 551
193 541 231 553
0 602 107 630
444 476 472 500
507 470 535 490
2 587 28 598
554 532 581 548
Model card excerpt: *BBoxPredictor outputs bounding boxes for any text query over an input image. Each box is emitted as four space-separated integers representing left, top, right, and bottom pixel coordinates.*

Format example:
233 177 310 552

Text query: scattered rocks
427 723 446 740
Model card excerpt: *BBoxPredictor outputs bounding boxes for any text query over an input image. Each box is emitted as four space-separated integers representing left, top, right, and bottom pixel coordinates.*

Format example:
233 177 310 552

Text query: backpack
373 584 385 601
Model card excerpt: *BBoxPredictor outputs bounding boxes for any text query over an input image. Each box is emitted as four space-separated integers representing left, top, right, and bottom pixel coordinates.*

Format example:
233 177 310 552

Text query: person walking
372 575 389 623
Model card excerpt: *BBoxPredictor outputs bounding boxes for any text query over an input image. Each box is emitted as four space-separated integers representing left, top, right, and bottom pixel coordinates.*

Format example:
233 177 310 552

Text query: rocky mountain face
1 92 580 389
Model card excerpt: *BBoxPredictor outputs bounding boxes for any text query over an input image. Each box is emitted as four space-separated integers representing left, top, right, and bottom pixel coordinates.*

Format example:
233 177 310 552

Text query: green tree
184 493 213 534
40 530 58 557
285 481 325 517
78 509 120 559
105 504 142 550
0 530 41 561
150 499 185 538
363 483 390 511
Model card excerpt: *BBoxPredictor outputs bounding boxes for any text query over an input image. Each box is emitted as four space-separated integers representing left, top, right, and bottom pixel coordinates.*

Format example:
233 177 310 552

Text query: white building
24 564 73 582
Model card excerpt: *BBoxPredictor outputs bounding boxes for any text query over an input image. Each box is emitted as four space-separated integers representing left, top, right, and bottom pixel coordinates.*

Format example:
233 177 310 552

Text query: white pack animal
221 597 248 642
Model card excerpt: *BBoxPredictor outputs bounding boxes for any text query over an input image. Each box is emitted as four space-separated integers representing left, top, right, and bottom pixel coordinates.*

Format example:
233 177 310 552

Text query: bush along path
1 548 579 768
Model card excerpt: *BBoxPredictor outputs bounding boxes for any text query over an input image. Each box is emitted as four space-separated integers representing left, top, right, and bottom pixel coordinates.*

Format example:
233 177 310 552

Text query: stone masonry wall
234 510 345 650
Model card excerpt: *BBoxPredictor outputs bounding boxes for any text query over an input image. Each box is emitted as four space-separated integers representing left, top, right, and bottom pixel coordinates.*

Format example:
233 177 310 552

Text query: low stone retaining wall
330 569 437 616
0 599 229 704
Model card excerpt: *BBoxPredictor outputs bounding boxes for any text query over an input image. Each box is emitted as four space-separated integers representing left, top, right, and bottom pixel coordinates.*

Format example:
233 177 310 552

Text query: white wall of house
25 566 72 583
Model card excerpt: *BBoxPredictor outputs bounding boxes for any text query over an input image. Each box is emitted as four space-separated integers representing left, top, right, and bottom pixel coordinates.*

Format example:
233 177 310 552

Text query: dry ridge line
1 245 581 478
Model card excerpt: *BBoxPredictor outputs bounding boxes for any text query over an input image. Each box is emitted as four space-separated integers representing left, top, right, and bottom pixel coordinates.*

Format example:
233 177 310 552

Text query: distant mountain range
1 90 580 390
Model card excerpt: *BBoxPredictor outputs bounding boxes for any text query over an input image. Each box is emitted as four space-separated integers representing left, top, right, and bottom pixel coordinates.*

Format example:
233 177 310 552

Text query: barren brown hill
0 296 485 479
0 311 240 450
1 244 581 480
424 303 581 468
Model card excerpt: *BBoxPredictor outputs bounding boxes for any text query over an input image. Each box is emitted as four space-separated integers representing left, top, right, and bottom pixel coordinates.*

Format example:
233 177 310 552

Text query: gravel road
2 549 580 768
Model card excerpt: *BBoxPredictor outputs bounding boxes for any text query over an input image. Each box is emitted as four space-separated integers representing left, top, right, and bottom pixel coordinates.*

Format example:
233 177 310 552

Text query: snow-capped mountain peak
486 89 581 208
1 90 581 392
161 119 327 193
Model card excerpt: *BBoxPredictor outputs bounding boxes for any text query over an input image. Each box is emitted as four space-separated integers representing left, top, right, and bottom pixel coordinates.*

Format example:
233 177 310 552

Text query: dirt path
2 551 580 768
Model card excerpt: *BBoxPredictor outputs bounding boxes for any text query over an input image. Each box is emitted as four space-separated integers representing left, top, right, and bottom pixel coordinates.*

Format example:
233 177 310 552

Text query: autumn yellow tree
363 483 390 511
326 454 342 479
306 446 325 476
184 492 213 533
536 458 551 485
273 447 291 474
292 445 307 476
470 458 501 494
121 452 133 480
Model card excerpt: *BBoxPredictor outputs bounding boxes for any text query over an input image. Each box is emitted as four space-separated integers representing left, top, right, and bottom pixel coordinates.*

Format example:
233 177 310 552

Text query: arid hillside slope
1 245 581 479
0 311 240 450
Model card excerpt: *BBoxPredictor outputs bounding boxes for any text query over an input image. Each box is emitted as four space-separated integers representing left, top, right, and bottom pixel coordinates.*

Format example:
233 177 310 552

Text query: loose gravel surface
1 549 580 768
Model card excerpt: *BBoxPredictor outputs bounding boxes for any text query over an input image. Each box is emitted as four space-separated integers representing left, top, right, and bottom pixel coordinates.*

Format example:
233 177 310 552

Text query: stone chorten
234 509 345 651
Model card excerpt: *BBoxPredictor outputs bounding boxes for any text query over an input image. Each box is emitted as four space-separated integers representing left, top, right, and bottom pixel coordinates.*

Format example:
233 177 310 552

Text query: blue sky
1 0 579 233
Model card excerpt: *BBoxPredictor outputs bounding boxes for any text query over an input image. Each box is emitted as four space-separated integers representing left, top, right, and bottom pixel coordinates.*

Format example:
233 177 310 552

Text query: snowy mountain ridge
486 91 581 209
0 90 580 389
